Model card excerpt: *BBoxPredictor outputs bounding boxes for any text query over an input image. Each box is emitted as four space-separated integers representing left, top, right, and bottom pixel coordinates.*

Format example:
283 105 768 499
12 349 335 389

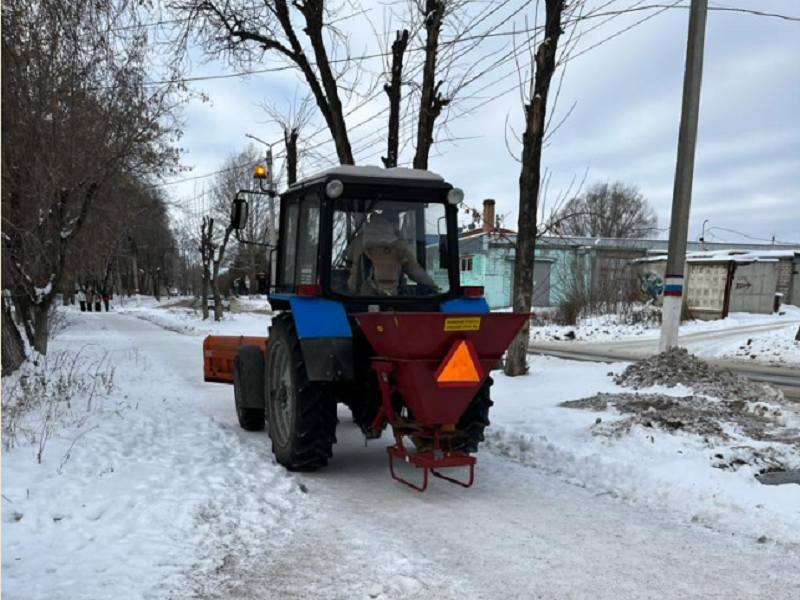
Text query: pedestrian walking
77 287 87 312
102 291 111 312
94 289 102 312
86 288 94 312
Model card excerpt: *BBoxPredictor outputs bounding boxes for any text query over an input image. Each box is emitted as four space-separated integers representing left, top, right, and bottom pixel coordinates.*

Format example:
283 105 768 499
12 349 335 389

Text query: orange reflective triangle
437 340 481 384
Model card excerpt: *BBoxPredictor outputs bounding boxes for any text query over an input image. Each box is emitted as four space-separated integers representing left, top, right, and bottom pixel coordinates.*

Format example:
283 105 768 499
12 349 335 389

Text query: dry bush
1 347 116 461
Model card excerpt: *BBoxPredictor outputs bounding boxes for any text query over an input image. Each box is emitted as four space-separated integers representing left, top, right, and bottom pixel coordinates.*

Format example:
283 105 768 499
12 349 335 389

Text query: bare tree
172 0 356 164
554 181 658 239
504 0 568 377
1 0 183 356
210 147 269 301
413 1 451 169
383 29 410 168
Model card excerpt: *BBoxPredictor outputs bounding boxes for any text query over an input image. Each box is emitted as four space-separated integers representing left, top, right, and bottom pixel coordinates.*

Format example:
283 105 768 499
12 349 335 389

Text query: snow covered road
3 311 799 599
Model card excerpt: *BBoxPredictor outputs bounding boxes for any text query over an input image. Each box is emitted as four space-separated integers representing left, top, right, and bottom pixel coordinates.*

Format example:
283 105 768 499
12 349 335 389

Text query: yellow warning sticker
444 317 481 332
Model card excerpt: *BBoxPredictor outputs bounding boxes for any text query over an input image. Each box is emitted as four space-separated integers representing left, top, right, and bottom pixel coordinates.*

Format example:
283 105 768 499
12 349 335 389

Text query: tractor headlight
326 179 344 199
447 188 464 205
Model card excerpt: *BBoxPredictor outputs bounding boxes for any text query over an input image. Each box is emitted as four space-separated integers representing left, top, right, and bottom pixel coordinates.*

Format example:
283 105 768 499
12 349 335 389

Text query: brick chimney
483 199 496 233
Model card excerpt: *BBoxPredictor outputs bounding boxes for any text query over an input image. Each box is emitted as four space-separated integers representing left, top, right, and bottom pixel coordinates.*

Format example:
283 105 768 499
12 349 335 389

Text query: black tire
453 376 494 454
234 345 266 431
265 315 338 471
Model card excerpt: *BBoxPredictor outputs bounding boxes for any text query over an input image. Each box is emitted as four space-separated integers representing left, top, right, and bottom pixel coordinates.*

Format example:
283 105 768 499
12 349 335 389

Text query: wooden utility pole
660 0 708 352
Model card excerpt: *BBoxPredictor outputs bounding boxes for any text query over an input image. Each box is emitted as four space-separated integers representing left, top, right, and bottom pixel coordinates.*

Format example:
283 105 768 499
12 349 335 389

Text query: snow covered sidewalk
1 311 304 600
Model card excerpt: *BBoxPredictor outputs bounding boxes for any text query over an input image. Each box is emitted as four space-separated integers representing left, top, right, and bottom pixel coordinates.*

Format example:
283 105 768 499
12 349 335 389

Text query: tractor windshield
330 198 449 297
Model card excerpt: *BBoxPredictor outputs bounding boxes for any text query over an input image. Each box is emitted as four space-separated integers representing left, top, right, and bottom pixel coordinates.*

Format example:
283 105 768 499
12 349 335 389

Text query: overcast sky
167 0 800 245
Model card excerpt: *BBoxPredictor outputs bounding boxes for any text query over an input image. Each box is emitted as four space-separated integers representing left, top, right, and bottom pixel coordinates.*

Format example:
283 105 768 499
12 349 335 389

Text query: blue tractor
203 166 527 490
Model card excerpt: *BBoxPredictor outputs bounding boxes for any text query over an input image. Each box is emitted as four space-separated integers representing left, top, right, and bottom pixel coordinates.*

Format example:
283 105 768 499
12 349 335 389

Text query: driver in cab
345 212 439 296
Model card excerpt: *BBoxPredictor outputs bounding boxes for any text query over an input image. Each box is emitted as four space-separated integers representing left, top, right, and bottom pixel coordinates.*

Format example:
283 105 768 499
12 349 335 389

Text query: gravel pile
612 346 781 402
563 392 796 445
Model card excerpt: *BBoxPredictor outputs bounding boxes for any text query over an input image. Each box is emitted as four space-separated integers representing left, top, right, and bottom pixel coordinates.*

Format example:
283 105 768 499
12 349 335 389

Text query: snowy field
2 304 799 599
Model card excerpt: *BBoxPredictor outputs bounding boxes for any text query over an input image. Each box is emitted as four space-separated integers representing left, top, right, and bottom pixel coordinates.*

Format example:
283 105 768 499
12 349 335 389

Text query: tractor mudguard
271 294 354 382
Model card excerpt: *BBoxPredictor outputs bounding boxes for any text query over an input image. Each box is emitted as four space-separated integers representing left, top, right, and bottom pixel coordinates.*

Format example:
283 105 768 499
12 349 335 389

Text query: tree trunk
212 225 233 322
13 295 36 349
382 29 409 169
2 300 26 374
32 301 50 355
285 127 299 185
152 271 161 301
131 251 139 297
413 1 448 170
201 217 213 320
505 0 565 377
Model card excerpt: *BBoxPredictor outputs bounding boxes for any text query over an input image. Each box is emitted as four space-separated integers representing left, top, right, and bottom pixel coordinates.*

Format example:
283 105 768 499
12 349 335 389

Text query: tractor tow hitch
387 445 476 493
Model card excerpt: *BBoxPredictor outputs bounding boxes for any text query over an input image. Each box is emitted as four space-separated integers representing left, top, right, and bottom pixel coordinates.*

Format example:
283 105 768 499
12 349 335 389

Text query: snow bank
116 303 271 337
487 356 800 545
529 305 800 347
709 324 800 366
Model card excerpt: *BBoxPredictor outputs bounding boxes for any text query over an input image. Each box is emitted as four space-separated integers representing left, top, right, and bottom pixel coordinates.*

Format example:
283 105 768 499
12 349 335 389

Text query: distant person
86 288 94 312
94 289 102 312
76 287 87 312
102 291 111 312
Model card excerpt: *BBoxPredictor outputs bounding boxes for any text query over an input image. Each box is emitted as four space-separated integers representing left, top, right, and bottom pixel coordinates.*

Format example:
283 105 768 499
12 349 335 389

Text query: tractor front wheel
265 315 338 471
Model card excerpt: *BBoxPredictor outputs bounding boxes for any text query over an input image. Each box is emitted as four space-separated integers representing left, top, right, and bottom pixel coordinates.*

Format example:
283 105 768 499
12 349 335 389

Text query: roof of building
537 235 800 254
632 249 797 265
460 227 516 238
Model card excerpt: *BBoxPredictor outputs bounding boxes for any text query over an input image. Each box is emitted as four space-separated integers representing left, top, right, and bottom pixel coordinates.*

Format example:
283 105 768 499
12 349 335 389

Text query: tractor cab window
280 194 321 289
331 199 448 297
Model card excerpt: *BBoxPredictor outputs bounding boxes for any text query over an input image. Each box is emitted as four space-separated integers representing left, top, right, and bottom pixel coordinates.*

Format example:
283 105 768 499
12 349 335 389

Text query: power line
705 226 797 245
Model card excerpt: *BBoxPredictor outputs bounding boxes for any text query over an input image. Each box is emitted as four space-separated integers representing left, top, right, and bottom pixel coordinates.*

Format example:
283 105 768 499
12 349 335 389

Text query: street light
699 219 709 250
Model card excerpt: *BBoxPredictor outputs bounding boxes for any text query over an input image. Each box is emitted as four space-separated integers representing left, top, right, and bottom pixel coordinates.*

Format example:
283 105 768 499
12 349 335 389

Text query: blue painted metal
271 294 352 339
441 297 490 314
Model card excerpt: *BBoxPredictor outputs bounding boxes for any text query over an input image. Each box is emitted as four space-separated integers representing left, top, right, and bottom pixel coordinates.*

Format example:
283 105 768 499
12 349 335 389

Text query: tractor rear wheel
234 345 266 431
265 315 338 471
453 376 494 454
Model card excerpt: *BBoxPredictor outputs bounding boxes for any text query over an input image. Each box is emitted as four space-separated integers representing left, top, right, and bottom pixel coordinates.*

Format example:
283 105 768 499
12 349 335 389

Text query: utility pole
660 0 708 352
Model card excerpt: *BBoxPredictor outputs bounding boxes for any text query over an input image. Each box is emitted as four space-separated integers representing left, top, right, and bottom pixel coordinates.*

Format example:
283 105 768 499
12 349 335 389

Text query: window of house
460 256 474 272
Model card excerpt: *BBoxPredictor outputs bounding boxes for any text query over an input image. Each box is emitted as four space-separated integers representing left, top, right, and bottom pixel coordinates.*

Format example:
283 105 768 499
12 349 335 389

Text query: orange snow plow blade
203 335 267 383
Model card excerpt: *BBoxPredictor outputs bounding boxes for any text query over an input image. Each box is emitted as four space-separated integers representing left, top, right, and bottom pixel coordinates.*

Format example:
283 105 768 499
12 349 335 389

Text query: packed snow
3 303 799 599
529 305 800 366
1 308 302 600
530 305 800 344
711 324 800 366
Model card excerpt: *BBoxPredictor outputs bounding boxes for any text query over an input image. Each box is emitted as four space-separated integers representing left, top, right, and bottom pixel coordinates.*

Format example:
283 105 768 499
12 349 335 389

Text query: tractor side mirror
231 197 249 230
438 234 450 270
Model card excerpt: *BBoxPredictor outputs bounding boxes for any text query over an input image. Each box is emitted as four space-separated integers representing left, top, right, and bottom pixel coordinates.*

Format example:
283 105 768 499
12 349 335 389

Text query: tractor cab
266 166 468 313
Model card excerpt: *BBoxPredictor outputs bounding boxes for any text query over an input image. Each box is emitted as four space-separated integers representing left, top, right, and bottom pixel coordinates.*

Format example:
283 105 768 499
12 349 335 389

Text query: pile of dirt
564 392 796 443
562 392 800 472
612 346 781 402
